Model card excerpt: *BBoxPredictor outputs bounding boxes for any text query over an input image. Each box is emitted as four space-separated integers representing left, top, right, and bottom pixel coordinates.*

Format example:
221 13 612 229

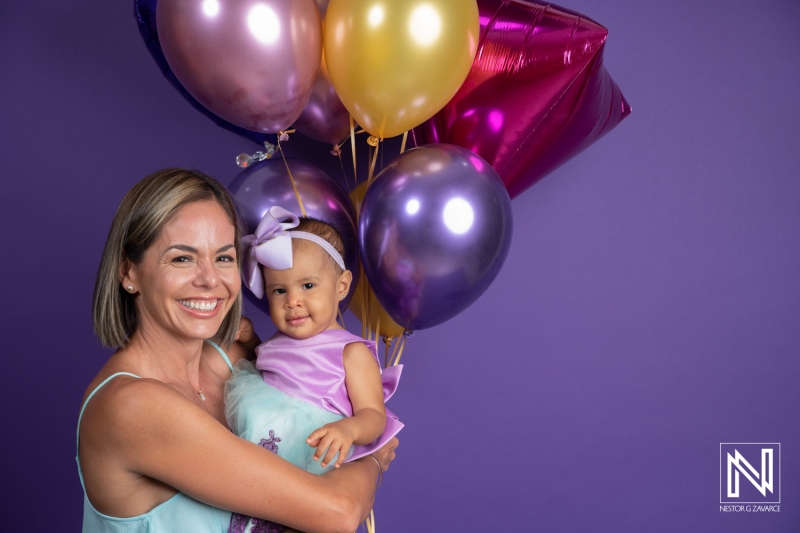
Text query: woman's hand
279 438 399 533
235 316 261 356
224 316 261 365
371 437 399 472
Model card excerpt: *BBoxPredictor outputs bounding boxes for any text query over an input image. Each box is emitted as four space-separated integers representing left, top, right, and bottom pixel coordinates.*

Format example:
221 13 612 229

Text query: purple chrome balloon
359 144 513 331
228 158 358 315
292 0 350 146
157 0 322 134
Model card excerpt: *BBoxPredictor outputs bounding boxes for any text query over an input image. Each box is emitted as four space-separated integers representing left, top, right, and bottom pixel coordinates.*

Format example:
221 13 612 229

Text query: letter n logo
720 443 780 504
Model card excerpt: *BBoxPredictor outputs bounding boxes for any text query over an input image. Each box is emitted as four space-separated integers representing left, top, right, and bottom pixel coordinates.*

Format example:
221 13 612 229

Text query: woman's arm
94 378 389 533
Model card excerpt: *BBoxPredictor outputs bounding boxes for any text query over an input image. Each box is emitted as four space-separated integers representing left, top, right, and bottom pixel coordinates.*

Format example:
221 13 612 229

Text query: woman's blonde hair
92 168 242 348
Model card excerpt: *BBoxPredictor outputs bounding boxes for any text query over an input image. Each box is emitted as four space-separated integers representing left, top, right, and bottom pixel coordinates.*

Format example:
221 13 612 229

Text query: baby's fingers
306 428 327 447
321 441 342 468
333 446 348 469
314 434 334 462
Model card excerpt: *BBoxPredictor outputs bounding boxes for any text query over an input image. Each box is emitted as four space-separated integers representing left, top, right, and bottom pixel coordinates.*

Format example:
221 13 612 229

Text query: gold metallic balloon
324 0 479 139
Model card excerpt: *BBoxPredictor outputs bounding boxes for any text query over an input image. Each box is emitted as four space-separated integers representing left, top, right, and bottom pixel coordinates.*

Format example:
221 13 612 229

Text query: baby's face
263 244 351 339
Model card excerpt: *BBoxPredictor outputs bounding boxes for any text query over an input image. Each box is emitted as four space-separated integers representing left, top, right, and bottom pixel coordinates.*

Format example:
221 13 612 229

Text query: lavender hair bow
242 206 346 299
242 206 300 299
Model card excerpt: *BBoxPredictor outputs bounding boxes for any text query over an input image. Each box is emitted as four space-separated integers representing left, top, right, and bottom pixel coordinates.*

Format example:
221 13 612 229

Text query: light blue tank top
76 341 234 533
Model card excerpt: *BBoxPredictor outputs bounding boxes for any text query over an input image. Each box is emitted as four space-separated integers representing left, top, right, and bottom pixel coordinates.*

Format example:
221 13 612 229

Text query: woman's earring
127 285 134 293
340 295 345 300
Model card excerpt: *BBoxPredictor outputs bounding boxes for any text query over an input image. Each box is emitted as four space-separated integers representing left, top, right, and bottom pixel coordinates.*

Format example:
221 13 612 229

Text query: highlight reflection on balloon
324 0 480 139
157 0 322 133
229 158 358 315
359 144 513 330
413 0 631 199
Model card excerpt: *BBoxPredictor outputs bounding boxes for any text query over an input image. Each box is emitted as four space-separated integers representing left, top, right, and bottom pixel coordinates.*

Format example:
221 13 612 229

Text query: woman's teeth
179 299 218 311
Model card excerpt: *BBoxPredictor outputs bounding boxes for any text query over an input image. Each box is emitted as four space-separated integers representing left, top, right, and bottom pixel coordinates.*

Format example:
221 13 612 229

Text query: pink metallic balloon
292 0 350 146
157 0 322 134
412 0 631 199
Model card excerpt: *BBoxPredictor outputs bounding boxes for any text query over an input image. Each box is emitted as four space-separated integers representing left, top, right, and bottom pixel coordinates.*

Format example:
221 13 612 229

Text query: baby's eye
272 288 286 295
302 282 315 290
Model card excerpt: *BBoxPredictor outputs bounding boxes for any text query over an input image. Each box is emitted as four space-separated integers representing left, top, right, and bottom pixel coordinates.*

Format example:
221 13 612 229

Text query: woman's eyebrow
165 244 198 254
163 244 235 254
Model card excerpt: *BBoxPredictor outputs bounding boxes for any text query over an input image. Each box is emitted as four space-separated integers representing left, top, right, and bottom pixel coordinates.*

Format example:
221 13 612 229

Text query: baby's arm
306 341 387 469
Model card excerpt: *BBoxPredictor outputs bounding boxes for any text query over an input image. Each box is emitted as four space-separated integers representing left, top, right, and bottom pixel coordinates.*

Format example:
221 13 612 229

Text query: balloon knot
367 136 380 147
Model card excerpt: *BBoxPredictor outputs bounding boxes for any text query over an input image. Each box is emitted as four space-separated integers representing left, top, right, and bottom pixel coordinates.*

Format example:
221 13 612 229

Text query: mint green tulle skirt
224 360 353 475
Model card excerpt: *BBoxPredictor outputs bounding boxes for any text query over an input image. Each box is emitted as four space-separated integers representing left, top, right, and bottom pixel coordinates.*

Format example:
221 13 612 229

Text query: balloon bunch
135 0 629 342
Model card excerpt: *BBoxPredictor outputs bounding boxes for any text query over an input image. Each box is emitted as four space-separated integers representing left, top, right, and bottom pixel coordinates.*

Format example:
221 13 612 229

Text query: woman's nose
193 258 220 288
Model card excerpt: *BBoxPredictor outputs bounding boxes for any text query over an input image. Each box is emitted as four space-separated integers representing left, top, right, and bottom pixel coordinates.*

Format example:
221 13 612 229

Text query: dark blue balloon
134 0 274 146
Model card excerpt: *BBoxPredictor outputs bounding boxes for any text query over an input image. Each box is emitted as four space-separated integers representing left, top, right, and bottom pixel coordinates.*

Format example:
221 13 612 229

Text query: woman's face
124 200 240 343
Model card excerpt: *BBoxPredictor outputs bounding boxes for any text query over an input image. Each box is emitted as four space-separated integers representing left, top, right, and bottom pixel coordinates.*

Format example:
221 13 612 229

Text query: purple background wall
1 0 798 530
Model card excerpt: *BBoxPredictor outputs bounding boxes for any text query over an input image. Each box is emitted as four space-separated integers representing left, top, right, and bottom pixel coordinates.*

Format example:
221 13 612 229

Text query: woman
79 168 396 532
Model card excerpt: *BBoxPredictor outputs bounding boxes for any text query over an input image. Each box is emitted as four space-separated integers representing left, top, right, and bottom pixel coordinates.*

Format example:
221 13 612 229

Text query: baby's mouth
286 315 309 326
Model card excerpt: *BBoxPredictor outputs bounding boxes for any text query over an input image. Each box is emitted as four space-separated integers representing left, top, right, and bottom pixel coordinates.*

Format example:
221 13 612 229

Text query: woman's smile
177 298 224 318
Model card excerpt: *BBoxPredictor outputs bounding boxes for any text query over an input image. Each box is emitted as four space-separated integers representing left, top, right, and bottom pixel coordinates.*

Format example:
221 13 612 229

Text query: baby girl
225 206 403 476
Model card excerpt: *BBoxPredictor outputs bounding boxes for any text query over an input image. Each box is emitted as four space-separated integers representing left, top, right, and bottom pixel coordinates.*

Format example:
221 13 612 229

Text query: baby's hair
293 217 347 275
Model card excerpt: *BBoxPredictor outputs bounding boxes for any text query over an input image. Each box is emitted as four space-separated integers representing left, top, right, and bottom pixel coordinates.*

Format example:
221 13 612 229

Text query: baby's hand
306 422 355 469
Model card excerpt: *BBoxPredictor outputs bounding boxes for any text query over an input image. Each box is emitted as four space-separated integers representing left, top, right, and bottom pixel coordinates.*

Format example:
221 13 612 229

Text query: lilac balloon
359 144 513 331
292 55 351 146
228 158 358 314
292 0 350 146
157 0 322 133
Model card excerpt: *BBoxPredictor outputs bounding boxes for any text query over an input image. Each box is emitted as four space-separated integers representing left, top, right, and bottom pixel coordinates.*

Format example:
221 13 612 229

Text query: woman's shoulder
81 370 193 435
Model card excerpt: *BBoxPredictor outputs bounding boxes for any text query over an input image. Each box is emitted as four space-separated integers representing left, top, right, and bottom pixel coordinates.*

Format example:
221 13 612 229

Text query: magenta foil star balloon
413 0 631 199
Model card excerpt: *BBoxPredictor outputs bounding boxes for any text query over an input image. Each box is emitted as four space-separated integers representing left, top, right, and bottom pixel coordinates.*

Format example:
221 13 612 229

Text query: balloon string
277 137 307 217
391 336 407 367
337 307 346 329
350 115 357 188
388 334 402 366
400 131 408 154
336 150 351 192
367 139 381 186
364 509 375 533
375 315 381 346
383 336 392 368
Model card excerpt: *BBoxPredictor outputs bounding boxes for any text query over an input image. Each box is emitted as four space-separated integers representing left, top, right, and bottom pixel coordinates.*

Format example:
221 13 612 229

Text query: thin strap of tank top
76 372 141 490
205 339 234 373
